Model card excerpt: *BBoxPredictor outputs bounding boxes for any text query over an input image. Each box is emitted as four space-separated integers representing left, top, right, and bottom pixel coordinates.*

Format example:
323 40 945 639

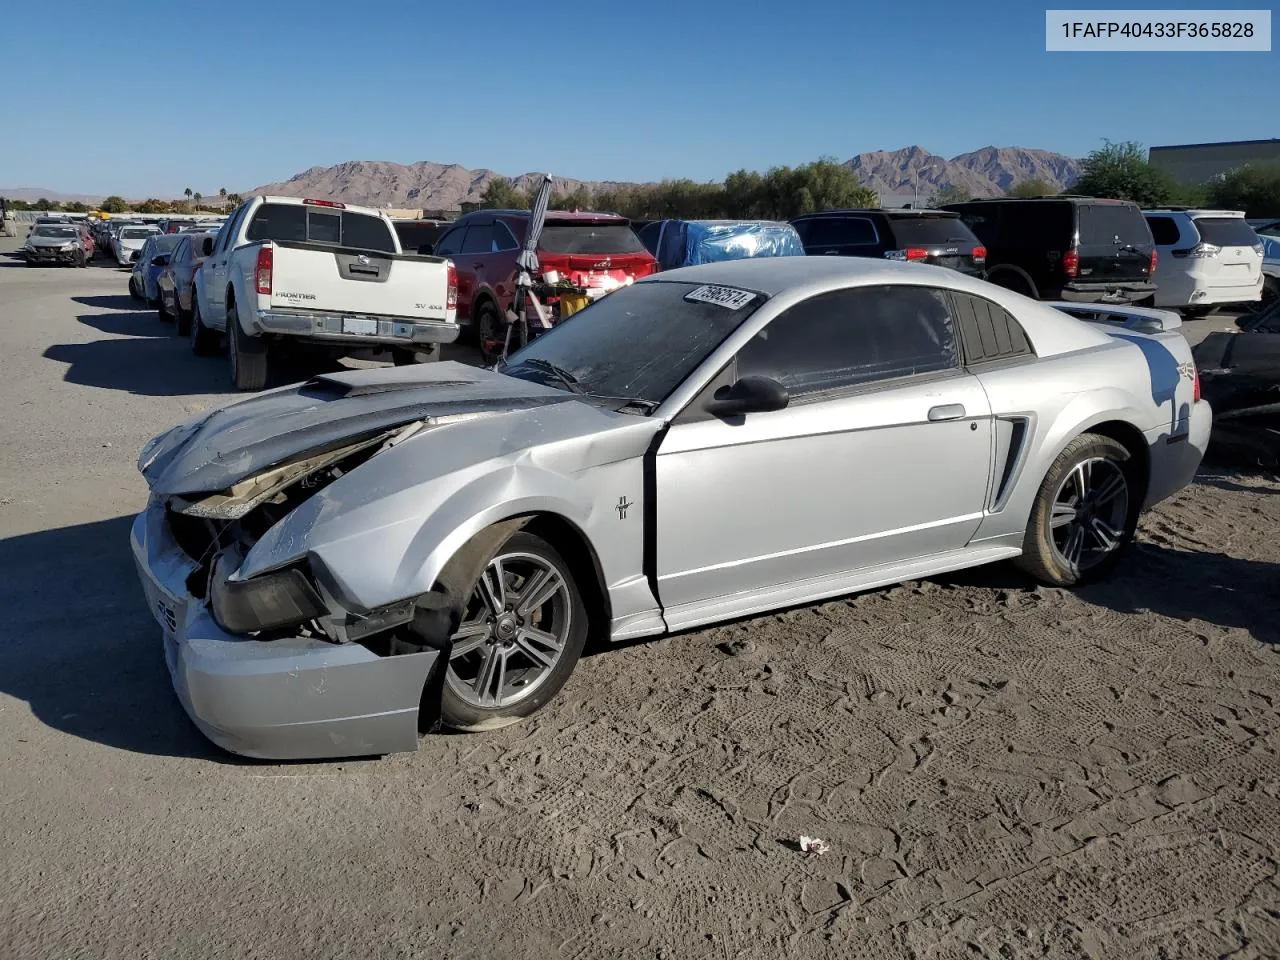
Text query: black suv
790 209 987 276
941 197 1158 305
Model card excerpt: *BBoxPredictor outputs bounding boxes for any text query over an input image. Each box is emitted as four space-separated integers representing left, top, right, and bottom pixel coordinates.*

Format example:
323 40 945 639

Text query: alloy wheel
445 551 573 709
1049 457 1130 574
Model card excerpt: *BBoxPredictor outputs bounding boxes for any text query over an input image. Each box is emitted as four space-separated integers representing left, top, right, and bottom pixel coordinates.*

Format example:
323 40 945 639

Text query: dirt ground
1 236 1277 959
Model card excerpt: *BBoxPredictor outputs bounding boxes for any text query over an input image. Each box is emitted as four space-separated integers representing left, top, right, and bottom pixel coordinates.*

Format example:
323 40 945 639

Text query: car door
459 219 497 309
432 225 473 320
204 203 248 323
653 284 994 618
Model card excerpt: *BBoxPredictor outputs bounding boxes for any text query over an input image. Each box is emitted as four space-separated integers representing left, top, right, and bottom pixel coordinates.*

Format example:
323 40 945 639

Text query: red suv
430 210 658 361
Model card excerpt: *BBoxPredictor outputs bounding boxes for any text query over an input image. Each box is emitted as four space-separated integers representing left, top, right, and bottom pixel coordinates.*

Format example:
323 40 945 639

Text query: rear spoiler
1046 301 1182 334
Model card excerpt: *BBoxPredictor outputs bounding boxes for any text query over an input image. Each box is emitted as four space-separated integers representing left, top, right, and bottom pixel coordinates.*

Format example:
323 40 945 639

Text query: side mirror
705 376 790 417
201 237 214 256
417 243 434 255
151 254 170 266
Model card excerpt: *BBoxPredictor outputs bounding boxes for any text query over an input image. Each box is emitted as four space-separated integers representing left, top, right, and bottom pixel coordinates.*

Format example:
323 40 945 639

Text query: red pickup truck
430 210 659 362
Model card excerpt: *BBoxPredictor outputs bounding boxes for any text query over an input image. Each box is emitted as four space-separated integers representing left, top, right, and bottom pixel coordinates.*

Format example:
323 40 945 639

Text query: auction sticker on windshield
684 285 756 310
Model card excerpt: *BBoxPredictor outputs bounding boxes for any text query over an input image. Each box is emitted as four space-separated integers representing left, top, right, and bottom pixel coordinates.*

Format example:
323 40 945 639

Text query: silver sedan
131 257 1211 759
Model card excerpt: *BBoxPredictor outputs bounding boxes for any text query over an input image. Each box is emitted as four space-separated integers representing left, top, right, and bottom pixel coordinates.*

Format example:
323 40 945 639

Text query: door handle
928 404 966 421
472 262 484 269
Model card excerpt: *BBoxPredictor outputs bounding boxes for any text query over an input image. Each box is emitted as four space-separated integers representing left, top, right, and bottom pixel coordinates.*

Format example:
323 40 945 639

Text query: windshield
537 223 646 255
121 227 158 240
500 280 765 407
889 216 980 246
1193 217 1260 247
1079 203 1151 246
32 226 78 238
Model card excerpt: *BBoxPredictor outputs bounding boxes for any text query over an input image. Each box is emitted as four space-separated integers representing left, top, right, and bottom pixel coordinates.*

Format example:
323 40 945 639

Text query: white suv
1143 208 1263 316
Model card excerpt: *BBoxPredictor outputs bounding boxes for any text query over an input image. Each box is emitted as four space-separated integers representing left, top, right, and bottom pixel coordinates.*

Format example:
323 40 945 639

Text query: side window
434 227 466 257
216 204 247 253
461 223 495 254
1145 216 1181 246
950 292 1035 365
735 285 959 397
493 221 520 252
174 239 189 263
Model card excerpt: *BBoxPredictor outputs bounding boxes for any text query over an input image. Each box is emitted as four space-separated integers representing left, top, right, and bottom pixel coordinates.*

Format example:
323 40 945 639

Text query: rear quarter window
1193 217 1260 248
1145 215 1182 246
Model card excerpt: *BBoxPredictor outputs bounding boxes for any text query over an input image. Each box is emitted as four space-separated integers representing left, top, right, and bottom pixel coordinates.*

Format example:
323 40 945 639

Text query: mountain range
1 146 1083 210
248 146 1083 210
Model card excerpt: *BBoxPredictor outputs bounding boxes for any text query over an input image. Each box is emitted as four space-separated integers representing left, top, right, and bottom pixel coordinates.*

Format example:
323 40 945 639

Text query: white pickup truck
191 195 459 390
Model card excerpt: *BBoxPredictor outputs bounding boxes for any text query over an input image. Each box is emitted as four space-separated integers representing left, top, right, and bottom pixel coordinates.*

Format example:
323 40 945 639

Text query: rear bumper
1153 272 1262 308
1144 399 1212 509
1060 281 1157 305
129 506 439 760
253 308 461 348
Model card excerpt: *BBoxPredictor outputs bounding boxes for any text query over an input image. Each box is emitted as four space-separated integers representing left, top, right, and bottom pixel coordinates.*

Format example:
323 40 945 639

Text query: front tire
441 532 588 732
228 301 269 391
475 302 506 366
1015 433 1137 587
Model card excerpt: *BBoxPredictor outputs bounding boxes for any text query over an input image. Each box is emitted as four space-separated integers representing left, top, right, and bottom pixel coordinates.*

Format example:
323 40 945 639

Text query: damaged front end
135 422 457 759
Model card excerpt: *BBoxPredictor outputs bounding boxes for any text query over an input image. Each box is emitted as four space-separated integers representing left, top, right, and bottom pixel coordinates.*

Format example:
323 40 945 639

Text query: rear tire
475 301 505 366
439 531 588 732
189 300 219 355
989 270 1037 299
228 301 269 391
1015 433 1137 587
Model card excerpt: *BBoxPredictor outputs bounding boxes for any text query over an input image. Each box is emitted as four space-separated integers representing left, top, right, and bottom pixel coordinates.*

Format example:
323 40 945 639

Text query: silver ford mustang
130 257 1211 759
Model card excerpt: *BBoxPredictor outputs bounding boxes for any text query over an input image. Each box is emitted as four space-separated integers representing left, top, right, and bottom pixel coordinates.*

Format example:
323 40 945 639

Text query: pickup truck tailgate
266 241 451 321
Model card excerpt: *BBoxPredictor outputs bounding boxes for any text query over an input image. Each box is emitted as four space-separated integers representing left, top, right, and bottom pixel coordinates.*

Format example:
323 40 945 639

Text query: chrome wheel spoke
473 646 505 706
478 561 506 616
514 632 558 669
450 621 490 658
1092 473 1127 507
1089 517 1121 552
516 567 562 617
1050 503 1077 529
1063 523 1086 567
1069 462 1089 502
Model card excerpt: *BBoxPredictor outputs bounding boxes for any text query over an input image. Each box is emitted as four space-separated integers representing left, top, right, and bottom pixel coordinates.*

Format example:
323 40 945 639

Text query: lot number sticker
684 285 756 310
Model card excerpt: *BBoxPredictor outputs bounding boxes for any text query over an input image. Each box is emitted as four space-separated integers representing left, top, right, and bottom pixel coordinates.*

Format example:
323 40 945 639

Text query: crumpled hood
140 362 580 496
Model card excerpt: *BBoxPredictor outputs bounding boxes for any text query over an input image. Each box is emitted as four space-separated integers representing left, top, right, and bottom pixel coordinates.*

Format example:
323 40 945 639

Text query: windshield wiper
515 358 584 394
586 394 658 413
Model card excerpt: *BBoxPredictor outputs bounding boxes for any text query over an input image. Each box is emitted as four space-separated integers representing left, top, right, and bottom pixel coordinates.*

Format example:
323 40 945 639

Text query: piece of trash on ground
799 836 829 856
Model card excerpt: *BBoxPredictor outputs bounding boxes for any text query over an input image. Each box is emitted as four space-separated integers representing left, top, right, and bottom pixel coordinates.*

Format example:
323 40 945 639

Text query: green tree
193 192 203 211
1070 140 1177 207
1206 164 1280 218
219 187 228 207
34 197 54 210
99 195 128 213
1007 178 1054 198
479 176 529 209
929 185 971 207
184 187 193 211
63 201 89 213
137 198 169 214
226 193 243 207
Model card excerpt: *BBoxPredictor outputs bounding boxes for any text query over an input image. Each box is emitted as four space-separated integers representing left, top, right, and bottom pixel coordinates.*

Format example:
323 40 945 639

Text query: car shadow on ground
43 311 231 396
934 540 1280 646
0 516 246 762
71 294 143 311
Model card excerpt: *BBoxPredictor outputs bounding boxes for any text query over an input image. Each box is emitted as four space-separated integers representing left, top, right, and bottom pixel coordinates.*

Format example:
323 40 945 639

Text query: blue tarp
653 219 806 271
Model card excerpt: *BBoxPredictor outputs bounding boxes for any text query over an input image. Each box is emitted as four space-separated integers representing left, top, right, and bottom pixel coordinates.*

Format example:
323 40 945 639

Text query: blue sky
1 0 1274 197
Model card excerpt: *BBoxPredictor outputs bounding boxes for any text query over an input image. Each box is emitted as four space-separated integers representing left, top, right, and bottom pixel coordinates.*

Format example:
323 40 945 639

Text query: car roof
642 253 989 297
793 208 961 219
486 209 629 222
1143 208 1247 218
